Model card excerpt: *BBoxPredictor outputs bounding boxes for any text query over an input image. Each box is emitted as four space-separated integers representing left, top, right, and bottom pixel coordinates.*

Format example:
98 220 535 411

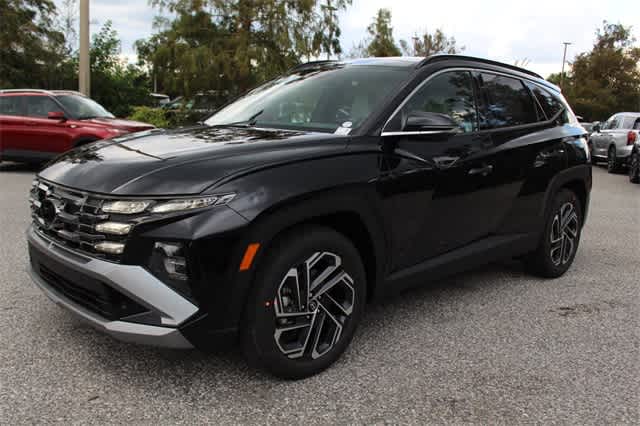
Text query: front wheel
525 189 582 278
242 226 366 379
629 151 640 183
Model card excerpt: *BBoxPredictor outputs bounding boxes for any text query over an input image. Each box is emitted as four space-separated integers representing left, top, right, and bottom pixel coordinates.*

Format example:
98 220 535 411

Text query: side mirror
592 122 600 133
48 111 66 121
404 110 459 132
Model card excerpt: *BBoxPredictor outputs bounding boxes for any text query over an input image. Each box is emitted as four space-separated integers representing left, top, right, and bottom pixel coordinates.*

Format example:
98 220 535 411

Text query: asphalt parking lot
0 163 638 424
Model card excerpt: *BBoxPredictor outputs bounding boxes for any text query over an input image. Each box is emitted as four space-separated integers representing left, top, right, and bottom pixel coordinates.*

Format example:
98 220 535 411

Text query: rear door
0 95 27 155
22 95 73 154
593 115 619 157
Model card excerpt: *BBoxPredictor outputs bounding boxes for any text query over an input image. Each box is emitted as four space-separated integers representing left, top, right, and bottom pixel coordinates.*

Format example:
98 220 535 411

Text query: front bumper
27 225 197 349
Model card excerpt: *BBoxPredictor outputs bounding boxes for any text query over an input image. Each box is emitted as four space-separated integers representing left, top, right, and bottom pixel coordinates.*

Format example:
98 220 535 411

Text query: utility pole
78 0 90 96
560 42 571 90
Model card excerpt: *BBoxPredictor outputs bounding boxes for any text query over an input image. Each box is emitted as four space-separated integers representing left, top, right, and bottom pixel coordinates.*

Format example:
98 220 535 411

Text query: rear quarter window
477 73 537 129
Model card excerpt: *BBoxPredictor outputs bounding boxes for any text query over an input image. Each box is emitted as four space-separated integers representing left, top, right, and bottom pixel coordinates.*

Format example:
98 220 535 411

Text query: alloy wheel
629 153 639 182
549 202 579 266
273 251 355 360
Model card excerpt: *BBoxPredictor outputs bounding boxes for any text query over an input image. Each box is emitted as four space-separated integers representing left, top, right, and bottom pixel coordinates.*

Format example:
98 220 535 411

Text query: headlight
150 194 236 214
95 222 132 235
102 200 152 214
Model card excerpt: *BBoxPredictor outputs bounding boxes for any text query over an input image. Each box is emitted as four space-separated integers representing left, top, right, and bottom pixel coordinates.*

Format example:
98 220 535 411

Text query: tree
364 9 401 57
554 22 640 121
146 0 352 95
0 0 65 88
399 28 464 57
88 21 150 116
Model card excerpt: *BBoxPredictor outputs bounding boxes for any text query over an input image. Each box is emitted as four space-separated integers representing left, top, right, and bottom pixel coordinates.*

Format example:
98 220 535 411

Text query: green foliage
556 22 640 121
364 9 401 57
399 29 464 57
141 0 351 97
88 21 151 117
0 0 66 88
128 106 169 128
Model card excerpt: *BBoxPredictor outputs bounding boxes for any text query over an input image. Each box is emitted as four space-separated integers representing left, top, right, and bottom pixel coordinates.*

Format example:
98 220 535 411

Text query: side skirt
379 233 537 297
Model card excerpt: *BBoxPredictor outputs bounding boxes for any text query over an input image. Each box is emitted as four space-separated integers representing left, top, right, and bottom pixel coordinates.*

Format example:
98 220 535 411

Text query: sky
55 0 639 78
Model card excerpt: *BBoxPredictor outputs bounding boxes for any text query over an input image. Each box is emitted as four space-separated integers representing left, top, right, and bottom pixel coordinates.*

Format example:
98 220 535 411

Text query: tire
525 189 582 278
242 225 366 379
607 146 620 173
629 151 640 184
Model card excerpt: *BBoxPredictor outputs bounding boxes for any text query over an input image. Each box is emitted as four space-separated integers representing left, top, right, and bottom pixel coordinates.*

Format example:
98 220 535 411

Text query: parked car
0 89 154 164
629 131 640 183
26 56 591 379
589 112 640 172
163 91 229 125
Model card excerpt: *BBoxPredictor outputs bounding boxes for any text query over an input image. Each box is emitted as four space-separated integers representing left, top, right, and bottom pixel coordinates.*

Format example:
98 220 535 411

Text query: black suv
27 56 591 379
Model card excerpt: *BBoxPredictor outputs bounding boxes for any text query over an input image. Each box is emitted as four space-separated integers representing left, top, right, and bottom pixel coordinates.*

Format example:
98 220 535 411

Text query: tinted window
206 66 411 133
0 96 24 116
389 71 478 133
477 73 537 129
25 96 60 118
527 84 564 120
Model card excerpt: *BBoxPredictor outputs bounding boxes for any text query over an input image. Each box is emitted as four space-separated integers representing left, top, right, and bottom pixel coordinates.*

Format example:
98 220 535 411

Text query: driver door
380 70 501 270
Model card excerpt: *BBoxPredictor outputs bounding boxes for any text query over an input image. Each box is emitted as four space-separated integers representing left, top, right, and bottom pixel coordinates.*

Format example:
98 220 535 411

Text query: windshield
205 65 411 133
56 95 114 119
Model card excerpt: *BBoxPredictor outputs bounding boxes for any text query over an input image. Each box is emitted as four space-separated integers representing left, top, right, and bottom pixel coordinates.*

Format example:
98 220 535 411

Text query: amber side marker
239 243 260 271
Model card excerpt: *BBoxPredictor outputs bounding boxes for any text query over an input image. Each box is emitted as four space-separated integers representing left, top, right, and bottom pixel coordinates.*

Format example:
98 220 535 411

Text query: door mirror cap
48 111 66 121
404 111 458 132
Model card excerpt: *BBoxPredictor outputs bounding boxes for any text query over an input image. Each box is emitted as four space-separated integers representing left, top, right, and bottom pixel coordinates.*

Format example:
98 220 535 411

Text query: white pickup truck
590 112 640 173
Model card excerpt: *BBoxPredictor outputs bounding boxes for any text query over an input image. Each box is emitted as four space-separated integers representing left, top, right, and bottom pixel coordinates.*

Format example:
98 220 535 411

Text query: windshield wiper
216 110 264 128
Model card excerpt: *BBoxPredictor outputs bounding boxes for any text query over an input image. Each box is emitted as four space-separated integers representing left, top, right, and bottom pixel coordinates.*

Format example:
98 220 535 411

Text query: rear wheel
525 189 582 278
242 226 366 379
629 151 640 183
607 146 620 173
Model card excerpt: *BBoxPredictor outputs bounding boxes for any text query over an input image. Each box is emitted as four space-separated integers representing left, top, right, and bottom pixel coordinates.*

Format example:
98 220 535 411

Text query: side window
389 71 478 133
477 73 537 129
621 116 636 129
0 96 25 116
606 116 620 130
527 84 564 120
25 96 60 118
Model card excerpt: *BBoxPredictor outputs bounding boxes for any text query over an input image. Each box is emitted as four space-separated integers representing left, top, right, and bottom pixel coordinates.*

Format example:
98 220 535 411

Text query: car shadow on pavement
0 162 43 174
59 258 528 388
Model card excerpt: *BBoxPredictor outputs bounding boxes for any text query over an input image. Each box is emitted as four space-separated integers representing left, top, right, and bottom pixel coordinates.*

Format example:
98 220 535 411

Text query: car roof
291 55 557 91
0 89 86 97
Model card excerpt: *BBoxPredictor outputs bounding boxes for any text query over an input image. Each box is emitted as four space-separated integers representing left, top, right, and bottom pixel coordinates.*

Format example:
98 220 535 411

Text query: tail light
628 131 637 145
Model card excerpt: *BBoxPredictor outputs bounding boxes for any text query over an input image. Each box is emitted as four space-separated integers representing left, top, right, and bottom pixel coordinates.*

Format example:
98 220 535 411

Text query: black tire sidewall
534 189 583 277
629 152 640 183
607 147 617 173
243 226 366 379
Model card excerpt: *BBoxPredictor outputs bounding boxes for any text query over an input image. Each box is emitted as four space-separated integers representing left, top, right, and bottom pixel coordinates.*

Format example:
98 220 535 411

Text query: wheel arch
243 189 387 303
541 165 592 230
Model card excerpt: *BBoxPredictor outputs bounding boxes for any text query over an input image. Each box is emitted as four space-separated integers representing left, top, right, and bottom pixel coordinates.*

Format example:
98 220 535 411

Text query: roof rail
0 88 54 95
289 60 340 73
418 54 543 79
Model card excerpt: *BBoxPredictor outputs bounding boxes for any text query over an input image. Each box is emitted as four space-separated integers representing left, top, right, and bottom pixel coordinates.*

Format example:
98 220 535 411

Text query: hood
83 117 155 132
39 125 348 195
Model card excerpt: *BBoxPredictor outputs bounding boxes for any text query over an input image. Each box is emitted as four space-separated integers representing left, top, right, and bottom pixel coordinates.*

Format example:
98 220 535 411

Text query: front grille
29 179 138 262
30 246 147 320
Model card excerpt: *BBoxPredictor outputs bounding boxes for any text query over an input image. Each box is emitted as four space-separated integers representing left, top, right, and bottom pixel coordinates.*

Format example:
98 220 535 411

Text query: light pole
79 0 90 96
560 42 571 90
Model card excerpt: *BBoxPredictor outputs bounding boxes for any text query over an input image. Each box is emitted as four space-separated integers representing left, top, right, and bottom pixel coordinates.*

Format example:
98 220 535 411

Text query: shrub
128 106 169 128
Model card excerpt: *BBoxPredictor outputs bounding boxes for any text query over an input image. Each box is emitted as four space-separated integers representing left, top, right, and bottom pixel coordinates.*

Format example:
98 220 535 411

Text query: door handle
468 164 493 176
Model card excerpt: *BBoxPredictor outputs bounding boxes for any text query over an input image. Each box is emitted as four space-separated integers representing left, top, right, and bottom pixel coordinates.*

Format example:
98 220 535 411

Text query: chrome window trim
380 66 556 136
